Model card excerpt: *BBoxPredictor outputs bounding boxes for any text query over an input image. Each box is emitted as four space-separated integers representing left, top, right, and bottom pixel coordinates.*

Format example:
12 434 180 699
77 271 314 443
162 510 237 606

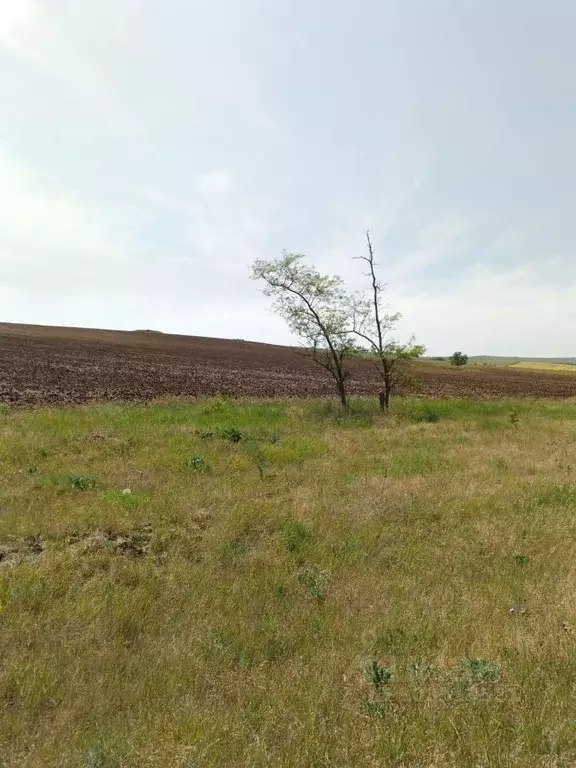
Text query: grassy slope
2 397 576 766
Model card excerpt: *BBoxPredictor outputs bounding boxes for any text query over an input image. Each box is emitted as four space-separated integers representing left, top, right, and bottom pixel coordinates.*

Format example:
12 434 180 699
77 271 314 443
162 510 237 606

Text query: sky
1 0 575 356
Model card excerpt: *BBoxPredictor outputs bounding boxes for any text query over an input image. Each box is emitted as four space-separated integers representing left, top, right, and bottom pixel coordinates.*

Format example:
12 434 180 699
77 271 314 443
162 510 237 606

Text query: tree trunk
337 380 348 409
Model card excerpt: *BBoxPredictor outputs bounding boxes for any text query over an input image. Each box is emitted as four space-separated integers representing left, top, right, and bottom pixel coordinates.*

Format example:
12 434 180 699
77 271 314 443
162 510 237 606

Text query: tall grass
2 396 576 766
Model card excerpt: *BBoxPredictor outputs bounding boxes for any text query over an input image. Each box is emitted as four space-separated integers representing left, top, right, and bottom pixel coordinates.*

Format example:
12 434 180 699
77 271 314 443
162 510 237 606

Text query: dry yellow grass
509 361 576 373
2 397 576 766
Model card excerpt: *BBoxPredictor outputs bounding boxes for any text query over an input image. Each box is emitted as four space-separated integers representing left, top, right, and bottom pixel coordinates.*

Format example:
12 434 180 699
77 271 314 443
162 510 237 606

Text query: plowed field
0 322 575 405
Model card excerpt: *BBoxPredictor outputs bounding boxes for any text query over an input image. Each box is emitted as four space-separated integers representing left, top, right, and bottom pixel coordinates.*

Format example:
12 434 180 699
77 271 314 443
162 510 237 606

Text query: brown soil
0 322 574 405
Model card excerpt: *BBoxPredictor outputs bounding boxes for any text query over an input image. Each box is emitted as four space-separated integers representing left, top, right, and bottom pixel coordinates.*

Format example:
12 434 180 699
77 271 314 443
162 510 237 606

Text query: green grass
3 396 576 765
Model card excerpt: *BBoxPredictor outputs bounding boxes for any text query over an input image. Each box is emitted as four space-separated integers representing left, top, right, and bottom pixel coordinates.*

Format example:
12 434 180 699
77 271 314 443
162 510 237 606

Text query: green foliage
450 351 469 366
414 409 440 423
202 396 228 414
53 474 97 491
350 233 425 410
364 700 387 719
186 455 209 473
366 660 393 690
460 658 500 682
252 254 360 406
537 485 576 506
6 396 576 764
509 410 520 425
101 490 143 508
220 427 242 443
251 254 355 352
281 519 313 554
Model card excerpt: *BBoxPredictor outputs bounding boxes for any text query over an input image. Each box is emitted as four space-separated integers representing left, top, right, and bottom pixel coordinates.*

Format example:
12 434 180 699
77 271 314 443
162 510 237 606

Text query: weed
509 410 520 426
221 427 242 443
460 658 500 683
186 455 209 473
366 660 393 691
53 474 97 491
281 519 313 554
512 551 529 565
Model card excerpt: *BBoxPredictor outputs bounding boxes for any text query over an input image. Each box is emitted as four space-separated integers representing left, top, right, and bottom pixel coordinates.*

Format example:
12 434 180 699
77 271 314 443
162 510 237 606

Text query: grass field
3 396 576 766
509 362 576 373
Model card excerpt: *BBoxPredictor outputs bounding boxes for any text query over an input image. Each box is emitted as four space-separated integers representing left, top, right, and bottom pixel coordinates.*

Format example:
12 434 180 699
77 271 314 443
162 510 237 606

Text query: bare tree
252 253 358 408
352 232 425 410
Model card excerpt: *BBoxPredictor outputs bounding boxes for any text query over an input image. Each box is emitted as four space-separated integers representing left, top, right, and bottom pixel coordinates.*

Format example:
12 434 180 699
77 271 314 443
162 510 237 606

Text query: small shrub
186 455 209 473
366 660 393 690
221 427 242 443
509 410 520 426
450 351 469 366
460 657 500 682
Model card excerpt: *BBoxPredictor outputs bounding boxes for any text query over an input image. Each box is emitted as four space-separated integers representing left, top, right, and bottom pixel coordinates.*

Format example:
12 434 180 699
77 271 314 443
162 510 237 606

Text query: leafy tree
251 254 359 408
351 232 425 410
450 351 469 366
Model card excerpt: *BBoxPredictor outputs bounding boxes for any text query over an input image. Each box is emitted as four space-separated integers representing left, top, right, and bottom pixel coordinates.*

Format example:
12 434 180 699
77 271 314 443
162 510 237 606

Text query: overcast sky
1 0 575 355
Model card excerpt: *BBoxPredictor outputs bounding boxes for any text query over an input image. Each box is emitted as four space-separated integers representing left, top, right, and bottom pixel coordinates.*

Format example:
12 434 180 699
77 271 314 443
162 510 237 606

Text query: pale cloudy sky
1 0 575 355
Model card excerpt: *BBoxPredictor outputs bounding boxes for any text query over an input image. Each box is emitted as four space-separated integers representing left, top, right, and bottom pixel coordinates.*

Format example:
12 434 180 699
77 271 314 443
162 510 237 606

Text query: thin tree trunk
337 380 348 409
